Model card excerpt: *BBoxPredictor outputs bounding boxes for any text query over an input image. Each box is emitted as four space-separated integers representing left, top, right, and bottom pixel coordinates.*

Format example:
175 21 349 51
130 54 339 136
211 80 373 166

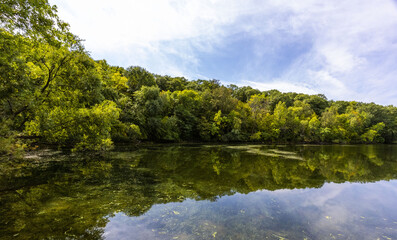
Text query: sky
49 0 397 106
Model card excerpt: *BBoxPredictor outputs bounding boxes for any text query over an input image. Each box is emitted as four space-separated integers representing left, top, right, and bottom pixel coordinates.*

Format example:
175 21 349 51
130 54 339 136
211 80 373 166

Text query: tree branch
40 55 70 94
7 100 13 114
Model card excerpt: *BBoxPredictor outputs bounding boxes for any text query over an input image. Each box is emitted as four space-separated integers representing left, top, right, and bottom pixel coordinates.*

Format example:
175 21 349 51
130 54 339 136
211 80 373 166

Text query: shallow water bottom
104 181 397 240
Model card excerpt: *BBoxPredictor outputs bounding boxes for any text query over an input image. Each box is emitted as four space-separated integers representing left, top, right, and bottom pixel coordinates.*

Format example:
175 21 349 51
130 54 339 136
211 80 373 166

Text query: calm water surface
1 145 397 239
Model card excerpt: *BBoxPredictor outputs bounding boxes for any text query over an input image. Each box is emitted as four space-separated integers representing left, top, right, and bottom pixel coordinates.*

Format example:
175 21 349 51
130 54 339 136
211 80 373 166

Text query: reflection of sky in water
3 145 397 239
105 181 397 240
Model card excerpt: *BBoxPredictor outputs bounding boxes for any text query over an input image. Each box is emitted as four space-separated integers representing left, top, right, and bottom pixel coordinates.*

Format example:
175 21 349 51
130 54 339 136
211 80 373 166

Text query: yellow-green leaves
26 101 120 151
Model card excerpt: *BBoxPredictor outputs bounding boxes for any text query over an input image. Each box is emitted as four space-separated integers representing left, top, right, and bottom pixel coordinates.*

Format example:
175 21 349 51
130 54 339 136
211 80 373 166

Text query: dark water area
1 145 397 239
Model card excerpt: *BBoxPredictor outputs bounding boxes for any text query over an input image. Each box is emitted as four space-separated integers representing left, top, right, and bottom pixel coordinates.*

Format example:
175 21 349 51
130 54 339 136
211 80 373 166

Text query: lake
1 144 397 239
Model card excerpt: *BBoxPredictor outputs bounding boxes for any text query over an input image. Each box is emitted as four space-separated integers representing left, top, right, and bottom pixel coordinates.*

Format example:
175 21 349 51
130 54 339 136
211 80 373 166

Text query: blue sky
49 0 397 105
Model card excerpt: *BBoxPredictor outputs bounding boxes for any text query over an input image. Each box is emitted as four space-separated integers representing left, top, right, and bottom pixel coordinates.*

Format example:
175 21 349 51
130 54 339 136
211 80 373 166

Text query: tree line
1 0 396 153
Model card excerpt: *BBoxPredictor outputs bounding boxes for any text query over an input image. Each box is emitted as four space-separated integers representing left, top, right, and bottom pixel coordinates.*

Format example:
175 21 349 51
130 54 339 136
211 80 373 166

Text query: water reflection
105 182 397 240
1 145 397 239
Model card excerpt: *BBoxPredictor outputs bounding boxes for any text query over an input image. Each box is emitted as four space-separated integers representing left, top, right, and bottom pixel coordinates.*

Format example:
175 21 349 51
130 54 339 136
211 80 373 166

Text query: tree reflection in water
1 145 397 239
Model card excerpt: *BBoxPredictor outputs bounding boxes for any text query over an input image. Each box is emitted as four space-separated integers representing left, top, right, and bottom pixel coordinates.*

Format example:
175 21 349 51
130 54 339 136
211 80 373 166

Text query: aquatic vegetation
1 145 397 239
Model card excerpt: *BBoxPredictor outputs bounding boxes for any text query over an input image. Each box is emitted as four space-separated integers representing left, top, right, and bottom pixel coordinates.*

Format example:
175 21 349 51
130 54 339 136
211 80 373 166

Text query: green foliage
156 75 188 92
171 90 202 139
0 136 27 157
0 0 79 47
1 27 122 151
361 122 385 143
1 0 397 154
125 66 156 92
25 100 120 151
231 85 261 102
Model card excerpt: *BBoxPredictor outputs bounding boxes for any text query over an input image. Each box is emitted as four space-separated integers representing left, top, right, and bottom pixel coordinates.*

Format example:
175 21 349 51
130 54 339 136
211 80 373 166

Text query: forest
1 0 397 154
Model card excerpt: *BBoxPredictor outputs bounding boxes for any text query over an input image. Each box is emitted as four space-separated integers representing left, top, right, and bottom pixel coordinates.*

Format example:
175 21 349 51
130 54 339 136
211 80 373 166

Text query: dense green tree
171 90 202 140
125 66 156 93
210 86 238 114
130 86 175 141
1 0 397 154
230 85 261 102
186 79 221 92
156 75 188 92
306 94 329 116
0 0 79 47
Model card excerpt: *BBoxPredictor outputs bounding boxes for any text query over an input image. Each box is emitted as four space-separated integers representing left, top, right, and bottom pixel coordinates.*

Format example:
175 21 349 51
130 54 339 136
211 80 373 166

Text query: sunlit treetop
0 0 81 48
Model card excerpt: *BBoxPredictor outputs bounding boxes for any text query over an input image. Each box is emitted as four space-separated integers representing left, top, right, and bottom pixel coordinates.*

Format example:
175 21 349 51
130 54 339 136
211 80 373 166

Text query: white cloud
248 0 397 104
243 80 317 95
318 45 365 73
308 70 349 97
50 0 397 105
51 0 259 78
